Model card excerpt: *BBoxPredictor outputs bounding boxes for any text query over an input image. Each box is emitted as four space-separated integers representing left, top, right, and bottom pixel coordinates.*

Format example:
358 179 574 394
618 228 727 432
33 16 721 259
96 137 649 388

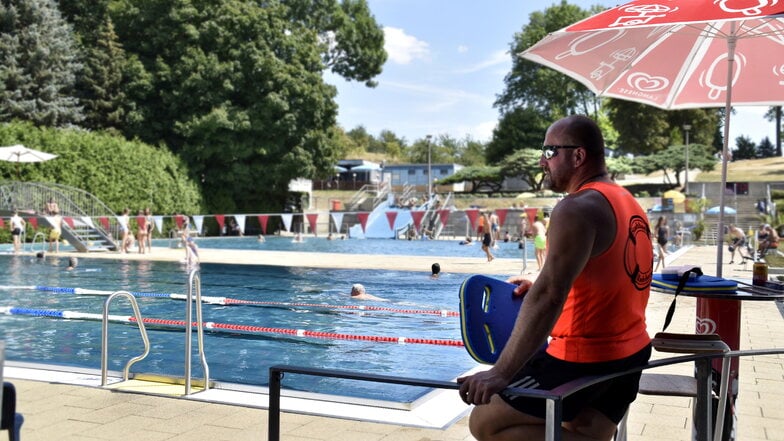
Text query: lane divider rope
0 306 464 347
26 285 459 317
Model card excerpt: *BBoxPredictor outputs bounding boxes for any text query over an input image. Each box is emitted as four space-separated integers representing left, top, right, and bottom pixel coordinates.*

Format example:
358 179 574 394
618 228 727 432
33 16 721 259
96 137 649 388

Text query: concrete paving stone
76 415 170 440
66 390 148 410
141 411 228 435
20 418 101 441
71 402 156 425
16 389 97 415
639 423 690 441
18 403 95 430
629 411 688 429
134 398 214 419
164 424 249 441
204 407 265 429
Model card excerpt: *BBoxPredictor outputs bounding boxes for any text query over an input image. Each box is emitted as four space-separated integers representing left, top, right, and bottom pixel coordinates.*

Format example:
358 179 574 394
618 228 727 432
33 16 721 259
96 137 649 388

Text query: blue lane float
7 285 460 317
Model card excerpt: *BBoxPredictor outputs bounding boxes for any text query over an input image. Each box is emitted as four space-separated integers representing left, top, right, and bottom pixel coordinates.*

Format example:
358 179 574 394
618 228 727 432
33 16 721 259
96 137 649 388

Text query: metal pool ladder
99 268 210 395
185 268 210 394
101 291 151 385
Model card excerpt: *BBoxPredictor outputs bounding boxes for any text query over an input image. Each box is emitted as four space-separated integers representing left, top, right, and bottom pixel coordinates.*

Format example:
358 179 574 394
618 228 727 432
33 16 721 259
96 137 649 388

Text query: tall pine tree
77 16 127 131
0 0 83 127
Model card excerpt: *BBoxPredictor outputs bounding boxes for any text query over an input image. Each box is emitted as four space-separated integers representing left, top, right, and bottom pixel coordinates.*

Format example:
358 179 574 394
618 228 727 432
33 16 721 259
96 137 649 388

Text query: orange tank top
546 182 653 363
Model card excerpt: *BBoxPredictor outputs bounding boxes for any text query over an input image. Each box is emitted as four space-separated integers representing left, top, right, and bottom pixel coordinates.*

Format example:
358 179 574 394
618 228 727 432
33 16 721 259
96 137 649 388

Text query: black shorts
500 344 651 424
482 233 492 247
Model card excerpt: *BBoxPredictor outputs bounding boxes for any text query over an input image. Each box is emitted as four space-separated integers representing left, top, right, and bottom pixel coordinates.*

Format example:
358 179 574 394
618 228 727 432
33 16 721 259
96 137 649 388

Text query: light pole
426 134 433 199
352 172 357 190
683 124 692 192
335 173 340 190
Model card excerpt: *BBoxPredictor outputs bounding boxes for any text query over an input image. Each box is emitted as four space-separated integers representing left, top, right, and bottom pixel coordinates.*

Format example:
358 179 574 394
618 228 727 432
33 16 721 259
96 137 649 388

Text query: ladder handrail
184 268 210 394
101 291 151 386
28 232 45 254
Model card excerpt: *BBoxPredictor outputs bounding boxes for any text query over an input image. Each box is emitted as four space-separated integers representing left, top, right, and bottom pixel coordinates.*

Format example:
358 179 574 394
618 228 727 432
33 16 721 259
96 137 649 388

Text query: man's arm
457 191 612 405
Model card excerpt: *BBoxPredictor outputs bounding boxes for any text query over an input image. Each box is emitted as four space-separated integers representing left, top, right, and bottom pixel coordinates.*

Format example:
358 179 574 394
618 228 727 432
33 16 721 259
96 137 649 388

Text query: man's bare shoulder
554 188 611 220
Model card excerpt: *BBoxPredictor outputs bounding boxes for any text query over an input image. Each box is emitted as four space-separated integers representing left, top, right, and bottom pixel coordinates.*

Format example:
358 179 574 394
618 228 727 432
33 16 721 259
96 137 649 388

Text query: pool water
0 254 481 403
1 234 536 260
164 235 535 259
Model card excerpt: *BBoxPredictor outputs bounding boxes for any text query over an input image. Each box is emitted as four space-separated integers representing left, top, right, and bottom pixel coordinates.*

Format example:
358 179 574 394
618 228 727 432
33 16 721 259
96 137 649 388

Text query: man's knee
468 396 544 440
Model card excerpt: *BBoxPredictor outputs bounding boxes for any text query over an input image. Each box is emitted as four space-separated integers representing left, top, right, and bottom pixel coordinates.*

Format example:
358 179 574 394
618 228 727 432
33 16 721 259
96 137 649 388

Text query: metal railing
28 232 45 254
0 181 118 251
184 268 210 395
101 291 150 386
268 349 749 441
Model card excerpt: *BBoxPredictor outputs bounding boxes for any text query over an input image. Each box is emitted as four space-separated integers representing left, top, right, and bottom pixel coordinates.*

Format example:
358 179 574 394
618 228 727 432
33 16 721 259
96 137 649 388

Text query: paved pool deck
5 244 784 440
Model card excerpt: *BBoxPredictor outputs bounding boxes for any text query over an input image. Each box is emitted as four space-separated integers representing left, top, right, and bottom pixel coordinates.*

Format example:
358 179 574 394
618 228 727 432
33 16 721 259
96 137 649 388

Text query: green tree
498 148 543 190
377 129 405 159
457 136 486 167
606 155 637 181
0 0 84 127
346 125 373 153
495 1 599 119
436 165 503 194
636 143 717 187
758 136 776 158
286 0 386 87
606 102 719 155
76 16 128 131
0 120 203 214
733 135 756 160
109 0 385 212
486 106 549 164
406 136 434 164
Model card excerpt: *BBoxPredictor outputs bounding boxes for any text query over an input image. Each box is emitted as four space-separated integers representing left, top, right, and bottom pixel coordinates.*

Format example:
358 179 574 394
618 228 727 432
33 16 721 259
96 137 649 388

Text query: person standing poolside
181 230 199 265
477 212 486 242
726 224 751 264
457 115 653 441
118 208 131 253
349 283 386 301
136 210 148 254
45 198 59 215
481 213 494 262
48 208 63 253
10 210 25 253
532 219 546 270
653 216 669 272
144 208 153 252
489 211 500 244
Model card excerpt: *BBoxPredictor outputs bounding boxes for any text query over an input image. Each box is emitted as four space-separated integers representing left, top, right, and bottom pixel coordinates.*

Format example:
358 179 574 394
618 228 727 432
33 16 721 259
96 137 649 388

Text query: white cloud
382 80 493 108
383 27 430 65
457 45 469 53
473 121 497 141
454 50 509 74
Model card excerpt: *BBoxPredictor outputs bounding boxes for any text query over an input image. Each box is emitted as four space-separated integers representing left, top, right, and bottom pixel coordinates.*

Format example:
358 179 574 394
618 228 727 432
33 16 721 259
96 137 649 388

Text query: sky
325 0 777 147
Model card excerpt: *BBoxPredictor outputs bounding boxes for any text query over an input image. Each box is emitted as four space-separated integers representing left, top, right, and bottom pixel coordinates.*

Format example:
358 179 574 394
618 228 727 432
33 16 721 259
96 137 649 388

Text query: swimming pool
0 254 480 403
162 235 535 259
1 232 536 260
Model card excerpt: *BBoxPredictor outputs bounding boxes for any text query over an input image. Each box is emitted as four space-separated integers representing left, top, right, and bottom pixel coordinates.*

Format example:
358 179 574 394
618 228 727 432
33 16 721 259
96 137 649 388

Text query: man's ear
573 146 586 165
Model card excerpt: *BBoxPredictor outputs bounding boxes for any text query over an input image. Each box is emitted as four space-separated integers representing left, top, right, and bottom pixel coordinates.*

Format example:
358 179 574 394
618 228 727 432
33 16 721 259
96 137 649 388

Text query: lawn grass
695 157 784 182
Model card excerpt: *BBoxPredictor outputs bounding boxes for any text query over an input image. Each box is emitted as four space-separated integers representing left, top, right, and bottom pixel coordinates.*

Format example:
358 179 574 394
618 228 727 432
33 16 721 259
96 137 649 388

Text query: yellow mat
104 377 205 396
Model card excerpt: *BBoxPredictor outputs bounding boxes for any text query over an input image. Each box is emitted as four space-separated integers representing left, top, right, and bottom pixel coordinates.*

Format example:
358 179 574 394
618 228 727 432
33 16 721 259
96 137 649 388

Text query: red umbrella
521 0 784 275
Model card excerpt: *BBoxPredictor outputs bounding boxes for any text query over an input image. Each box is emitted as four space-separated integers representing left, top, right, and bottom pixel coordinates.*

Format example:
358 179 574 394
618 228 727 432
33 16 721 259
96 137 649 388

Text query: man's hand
505 276 533 296
456 368 510 406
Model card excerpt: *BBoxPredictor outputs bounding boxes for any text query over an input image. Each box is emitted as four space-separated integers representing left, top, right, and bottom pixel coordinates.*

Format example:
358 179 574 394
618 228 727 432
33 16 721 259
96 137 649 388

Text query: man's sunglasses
541 145 580 160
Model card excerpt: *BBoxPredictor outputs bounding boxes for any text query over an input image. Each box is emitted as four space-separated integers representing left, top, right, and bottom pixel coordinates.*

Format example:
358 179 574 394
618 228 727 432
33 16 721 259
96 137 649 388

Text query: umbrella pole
715 30 738 278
